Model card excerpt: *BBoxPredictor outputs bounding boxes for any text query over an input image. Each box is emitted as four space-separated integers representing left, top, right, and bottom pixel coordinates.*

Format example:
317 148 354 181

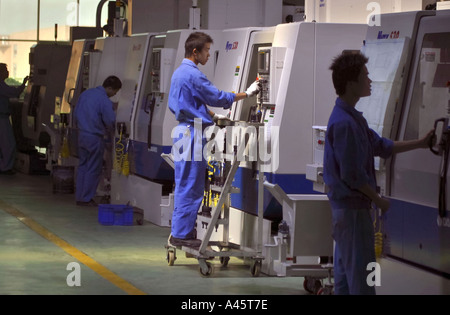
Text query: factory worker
0 63 28 175
324 53 434 295
168 31 261 246
74 75 122 206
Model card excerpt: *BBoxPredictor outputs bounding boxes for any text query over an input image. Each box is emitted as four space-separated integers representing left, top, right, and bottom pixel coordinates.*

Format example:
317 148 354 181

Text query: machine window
404 32 450 141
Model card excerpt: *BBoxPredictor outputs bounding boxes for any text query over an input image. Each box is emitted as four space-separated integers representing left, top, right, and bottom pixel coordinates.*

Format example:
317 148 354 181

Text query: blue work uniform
168 59 235 239
74 86 115 202
0 81 25 171
323 97 393 295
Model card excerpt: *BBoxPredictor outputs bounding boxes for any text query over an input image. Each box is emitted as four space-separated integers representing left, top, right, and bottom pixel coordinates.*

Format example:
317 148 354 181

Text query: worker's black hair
185 32 213 58
329 52 369 96
102 75 122 90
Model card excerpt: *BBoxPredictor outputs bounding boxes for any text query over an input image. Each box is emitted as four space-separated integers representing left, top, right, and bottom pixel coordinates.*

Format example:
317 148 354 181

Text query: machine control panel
256 46 286 107
306 126 327 193
150 48 176 93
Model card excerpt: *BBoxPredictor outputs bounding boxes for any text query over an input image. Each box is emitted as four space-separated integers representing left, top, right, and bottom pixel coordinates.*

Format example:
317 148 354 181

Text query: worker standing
74 76 122 206
0 63 28 175
168 32 261 246
323 53 434 295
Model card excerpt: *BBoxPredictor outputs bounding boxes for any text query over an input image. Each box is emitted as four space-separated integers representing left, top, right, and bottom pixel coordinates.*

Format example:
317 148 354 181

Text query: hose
121 140 130 176
114 128 129 175
438 132 449 218
204 159 216 207
373 208 383 259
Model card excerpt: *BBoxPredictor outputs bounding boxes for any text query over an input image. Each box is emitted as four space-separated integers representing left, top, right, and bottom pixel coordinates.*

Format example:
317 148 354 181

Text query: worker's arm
358 183 390 213
392 129 434 154
208 92 247 117
233 92 248 102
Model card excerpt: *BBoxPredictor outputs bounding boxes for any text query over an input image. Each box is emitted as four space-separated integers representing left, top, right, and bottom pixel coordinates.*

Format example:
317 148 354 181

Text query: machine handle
144 93 156 114
68 88 75 104
430 118 449 155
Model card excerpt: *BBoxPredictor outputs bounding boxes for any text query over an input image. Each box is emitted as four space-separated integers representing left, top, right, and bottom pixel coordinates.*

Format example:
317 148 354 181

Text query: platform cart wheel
219 256 230 267
303 277 322 294
167 249 176 266
250 260 261 277
198 259 213 277
317 284 334 295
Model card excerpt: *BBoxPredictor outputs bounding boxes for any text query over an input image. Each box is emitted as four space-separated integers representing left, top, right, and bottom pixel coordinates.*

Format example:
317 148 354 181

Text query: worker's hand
22 76 29 85
245 80 261 98
213 113 229 123
422 128 436 149
374 195 390 214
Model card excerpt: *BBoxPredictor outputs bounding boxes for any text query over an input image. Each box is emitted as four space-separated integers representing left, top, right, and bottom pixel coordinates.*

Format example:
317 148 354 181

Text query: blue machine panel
230 167 321 221
128 140 173 181
385 198 450 277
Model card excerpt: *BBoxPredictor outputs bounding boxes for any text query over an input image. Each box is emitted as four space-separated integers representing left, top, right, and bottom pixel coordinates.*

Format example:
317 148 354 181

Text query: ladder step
210 184 240 194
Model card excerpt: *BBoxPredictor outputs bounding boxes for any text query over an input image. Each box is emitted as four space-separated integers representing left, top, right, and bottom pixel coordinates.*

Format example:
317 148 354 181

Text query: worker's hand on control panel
245 80 261 98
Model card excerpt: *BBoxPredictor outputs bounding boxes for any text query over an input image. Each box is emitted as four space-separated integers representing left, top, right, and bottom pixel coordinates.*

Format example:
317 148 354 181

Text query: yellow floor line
0 200 146 295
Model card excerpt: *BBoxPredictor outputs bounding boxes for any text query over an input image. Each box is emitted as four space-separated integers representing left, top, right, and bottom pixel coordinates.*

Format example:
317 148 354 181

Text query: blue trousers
0 116 16 171
171 123 206 239
332 208 377 295
76 132 104 202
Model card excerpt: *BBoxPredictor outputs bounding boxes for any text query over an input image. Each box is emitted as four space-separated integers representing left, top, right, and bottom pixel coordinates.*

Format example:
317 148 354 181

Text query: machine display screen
257 49 270 74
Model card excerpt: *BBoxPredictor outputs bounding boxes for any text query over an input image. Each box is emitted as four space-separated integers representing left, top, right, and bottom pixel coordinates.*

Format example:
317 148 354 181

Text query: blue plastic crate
98 204 134 226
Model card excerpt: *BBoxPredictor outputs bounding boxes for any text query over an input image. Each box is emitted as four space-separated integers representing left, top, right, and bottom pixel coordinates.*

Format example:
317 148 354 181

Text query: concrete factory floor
0 171 448 296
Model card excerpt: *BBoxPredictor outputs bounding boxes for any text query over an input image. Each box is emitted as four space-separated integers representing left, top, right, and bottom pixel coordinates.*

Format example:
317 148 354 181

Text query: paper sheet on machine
356 39 409 170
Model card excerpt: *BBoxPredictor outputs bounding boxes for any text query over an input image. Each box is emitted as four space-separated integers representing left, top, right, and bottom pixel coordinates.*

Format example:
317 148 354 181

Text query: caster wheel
317 285 334 295
220 256 230 267
136 218 143 225
199 261 213 277
303 277 322 294
250 260 261 277
167 250 176 266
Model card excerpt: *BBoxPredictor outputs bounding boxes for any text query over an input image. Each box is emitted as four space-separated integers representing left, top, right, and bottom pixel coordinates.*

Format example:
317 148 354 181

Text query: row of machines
202 22 368 280
12 42 72 174
21 8 449 291
54 21 367 281
98 22 367 282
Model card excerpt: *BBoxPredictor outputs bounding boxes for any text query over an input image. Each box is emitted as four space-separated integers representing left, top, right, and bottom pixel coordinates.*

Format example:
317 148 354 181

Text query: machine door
388 15 450 276
132 35 165 144
356 37 410 195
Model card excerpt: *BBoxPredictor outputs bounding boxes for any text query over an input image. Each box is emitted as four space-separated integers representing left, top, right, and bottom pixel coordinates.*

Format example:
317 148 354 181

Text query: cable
438 129 450 218
373 208 383 259
121 139 130 176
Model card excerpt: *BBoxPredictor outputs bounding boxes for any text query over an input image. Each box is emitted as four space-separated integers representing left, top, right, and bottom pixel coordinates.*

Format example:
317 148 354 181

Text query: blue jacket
169 59 235 126
0 81 25 116
74 86 115 137
323 98 393 209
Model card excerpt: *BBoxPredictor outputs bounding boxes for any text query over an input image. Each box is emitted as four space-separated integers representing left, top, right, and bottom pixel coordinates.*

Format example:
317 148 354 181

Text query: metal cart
165 121 265 277
263 181 334 294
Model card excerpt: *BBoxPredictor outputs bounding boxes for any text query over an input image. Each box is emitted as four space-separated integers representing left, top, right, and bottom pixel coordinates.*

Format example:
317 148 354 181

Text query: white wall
129 0 283 33
304 0 437 23
200 0 283 29
128 0 192 34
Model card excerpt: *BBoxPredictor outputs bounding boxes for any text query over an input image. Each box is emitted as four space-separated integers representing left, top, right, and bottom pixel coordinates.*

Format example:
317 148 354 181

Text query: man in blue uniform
168 32 261 246
324 53 434 295
0 63 28 175
74 75 122 206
